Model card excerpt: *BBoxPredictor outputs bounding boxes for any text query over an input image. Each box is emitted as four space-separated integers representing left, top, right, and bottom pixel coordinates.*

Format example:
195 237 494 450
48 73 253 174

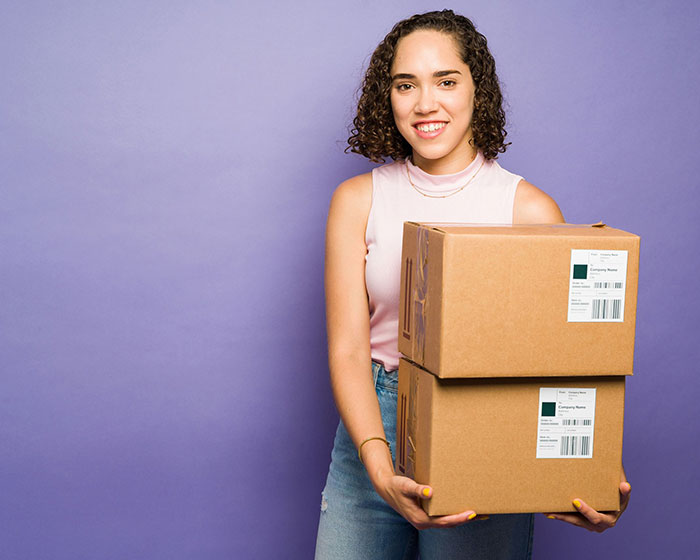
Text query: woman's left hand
544 481 631 533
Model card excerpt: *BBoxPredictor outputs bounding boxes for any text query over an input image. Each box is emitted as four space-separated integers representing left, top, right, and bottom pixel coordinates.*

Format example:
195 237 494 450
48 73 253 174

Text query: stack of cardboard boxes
395 222 640 515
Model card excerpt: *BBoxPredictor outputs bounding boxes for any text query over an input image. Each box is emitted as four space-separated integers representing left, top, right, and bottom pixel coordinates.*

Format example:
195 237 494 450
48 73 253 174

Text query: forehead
391 30 465 73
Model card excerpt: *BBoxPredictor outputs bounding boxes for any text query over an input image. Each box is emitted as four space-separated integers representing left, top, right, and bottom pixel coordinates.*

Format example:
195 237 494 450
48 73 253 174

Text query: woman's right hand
375 473 479 530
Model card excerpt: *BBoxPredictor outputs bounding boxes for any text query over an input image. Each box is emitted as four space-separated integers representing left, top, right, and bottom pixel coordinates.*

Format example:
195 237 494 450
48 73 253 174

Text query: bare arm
513 179 565 224
324 173 476 529
324 173 390 480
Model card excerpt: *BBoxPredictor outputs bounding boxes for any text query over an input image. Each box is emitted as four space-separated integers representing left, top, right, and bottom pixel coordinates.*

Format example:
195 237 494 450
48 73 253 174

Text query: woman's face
390 30 476 174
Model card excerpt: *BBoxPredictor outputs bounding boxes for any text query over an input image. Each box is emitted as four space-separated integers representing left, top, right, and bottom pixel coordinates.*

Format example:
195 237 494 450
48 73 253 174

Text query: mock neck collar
405 152 485 197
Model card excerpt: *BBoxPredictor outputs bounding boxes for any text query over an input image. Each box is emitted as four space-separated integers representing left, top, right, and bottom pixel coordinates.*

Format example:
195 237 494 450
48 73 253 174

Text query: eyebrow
391 69 462 81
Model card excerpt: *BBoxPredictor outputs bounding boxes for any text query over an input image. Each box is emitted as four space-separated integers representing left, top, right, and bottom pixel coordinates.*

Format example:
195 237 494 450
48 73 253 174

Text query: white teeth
416 122 445 132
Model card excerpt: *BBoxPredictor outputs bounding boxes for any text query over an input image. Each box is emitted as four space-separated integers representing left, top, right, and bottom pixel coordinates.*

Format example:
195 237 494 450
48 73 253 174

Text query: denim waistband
371 360 398 392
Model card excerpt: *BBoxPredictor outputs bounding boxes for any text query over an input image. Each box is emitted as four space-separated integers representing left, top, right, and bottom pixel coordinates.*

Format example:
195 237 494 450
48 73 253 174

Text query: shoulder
327 172 373 231
513 180 565 224
330 172 373 213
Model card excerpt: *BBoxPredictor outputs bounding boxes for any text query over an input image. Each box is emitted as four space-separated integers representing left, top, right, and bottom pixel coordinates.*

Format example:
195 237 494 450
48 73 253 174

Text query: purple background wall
2 1 698 558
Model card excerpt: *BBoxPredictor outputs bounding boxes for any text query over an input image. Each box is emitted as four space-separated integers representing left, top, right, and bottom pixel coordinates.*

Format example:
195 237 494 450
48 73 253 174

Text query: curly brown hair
347 9 509 162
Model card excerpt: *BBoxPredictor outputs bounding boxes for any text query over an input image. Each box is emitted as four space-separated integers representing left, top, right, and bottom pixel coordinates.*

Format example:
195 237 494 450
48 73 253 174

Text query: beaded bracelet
358 436 391 464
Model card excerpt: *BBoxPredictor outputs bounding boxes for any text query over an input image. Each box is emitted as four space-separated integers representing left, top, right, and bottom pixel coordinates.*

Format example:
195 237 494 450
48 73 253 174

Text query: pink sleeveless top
365 152 523 371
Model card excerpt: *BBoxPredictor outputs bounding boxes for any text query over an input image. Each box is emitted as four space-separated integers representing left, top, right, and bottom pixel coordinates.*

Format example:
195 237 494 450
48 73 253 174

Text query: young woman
315 10 630 559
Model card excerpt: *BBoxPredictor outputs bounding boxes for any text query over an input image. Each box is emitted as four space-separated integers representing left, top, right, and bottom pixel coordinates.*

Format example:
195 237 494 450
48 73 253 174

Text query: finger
545 512 597 531
596 482 632 518
426 510 477 528
405 506 433 530
573 499 616 531
573 499 602 524
619 482 631 509
404 505 461 531
397 477 433 500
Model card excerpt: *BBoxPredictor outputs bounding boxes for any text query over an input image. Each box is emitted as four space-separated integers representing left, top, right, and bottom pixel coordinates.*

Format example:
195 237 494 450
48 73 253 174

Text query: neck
411 143 477 175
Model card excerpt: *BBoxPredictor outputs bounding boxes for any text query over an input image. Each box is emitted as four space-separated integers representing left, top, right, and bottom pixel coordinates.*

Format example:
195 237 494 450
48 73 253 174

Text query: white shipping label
567 249 628 322
536 388 596 459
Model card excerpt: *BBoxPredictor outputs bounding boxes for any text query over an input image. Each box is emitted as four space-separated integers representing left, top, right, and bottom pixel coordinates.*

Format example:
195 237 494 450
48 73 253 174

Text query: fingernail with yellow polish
573 499 582 509
422 488 431 497
547 515 556 519
468 513 477 520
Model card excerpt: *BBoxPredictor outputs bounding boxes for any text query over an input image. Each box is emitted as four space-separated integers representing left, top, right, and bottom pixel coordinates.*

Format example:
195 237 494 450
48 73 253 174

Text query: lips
413 121 447 139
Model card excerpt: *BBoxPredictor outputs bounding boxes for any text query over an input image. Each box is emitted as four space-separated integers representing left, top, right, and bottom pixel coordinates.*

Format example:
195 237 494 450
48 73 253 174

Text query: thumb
397 477 432 499
415 484 433 499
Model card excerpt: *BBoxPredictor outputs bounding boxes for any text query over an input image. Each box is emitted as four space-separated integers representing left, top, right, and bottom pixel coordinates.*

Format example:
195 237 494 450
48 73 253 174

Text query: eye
395 83 413 92
440 79 456 88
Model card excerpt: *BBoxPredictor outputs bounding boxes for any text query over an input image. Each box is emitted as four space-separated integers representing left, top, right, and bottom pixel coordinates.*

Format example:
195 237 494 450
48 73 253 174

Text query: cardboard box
396 358 625 515
398 222 640 378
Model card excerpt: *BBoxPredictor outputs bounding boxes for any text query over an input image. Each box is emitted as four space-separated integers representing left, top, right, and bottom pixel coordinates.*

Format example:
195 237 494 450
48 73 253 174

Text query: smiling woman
389 30 477 174
315 9 628 560
347 10 509 165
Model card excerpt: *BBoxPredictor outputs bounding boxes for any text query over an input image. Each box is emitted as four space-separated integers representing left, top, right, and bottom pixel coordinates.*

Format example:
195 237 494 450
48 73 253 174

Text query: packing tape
406 368 418 479
414 226 429 364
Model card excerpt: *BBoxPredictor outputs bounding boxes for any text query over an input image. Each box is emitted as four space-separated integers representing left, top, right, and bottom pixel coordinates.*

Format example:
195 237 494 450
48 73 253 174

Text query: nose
415 86 438 114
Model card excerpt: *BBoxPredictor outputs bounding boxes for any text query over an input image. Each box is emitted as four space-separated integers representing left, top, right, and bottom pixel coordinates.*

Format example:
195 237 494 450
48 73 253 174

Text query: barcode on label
594 282 623 289
560 435 591 456
562 419 592 426
592 298 622 319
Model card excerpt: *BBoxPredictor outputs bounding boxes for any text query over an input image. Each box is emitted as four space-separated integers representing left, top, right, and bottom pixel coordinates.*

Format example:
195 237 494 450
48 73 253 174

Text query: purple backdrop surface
1 1 698 558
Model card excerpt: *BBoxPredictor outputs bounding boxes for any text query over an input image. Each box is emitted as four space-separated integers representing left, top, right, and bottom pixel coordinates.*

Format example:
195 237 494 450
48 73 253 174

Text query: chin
412 146 456 162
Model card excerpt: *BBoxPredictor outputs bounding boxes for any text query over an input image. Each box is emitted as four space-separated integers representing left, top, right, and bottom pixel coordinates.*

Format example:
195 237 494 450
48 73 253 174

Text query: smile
415 122 446 132
413 121 447 139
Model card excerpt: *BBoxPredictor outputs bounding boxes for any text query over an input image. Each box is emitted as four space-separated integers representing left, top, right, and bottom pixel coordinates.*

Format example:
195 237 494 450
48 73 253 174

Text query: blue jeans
315 361 534 559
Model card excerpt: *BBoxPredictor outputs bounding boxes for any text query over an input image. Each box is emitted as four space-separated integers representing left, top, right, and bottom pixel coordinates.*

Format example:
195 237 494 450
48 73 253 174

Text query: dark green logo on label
573 264 588 279
541 402 556 417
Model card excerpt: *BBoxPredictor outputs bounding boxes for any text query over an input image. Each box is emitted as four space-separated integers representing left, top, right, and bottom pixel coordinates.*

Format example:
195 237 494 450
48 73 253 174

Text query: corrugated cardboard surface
396 359 625 515
398 222 640 378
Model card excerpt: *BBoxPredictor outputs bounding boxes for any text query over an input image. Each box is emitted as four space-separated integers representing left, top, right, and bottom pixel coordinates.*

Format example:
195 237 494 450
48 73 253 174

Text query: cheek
389 100 398 124
454 96 474 126
390 95 410 125
466 92 476 117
